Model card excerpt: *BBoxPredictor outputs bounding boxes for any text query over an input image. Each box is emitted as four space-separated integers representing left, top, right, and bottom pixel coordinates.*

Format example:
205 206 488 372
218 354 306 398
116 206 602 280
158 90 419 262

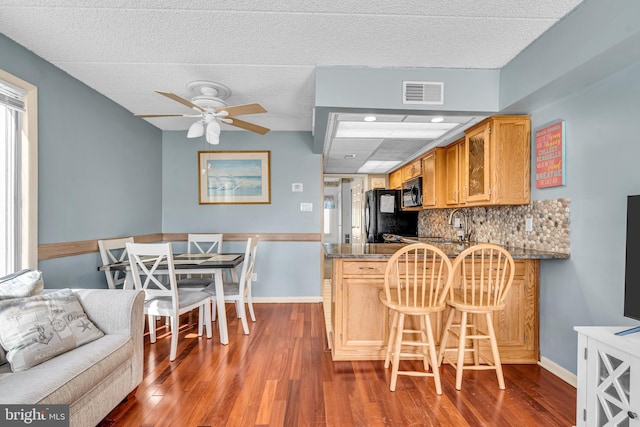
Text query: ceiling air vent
402 81 444 105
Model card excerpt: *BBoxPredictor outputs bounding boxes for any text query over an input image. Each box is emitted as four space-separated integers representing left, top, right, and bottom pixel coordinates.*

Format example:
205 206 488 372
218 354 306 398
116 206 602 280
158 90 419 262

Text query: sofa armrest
73 289 144 335
73 289 145 389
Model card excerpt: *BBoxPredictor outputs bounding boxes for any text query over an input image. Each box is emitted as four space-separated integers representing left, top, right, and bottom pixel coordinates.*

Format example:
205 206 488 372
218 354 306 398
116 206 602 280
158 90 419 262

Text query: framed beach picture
198 151 271 204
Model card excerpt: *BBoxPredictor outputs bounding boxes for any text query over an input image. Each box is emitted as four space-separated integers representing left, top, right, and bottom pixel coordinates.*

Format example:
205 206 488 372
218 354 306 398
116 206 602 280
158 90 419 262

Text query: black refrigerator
365 189 418 243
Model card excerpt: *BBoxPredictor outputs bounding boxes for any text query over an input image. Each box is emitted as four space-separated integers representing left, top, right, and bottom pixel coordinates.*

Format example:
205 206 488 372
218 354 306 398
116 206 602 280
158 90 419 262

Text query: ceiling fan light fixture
187 120 204 138
206 120 221 145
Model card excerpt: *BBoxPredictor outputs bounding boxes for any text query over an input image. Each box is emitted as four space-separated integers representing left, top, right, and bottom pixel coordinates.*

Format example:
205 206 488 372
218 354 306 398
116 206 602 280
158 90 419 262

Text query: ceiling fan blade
134 113 186 118
155 91 205 112
227 117 270 135
217 103 267 117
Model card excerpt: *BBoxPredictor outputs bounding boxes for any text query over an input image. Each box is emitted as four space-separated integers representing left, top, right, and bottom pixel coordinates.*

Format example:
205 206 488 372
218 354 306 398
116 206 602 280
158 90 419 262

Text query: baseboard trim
252 297 323 303
538 356 577 388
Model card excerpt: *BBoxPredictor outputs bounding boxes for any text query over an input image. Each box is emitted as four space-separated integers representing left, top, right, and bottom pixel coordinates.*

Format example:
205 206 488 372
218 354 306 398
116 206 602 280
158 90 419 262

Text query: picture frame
198 151 271 204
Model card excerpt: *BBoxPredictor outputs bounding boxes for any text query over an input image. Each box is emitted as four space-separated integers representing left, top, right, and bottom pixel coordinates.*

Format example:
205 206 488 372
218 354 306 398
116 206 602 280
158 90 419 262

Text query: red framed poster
535 120 566 188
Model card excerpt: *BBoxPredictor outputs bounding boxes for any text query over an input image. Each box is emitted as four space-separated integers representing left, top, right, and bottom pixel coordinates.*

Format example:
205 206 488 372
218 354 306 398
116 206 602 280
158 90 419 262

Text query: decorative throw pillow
0 269 44 300
0 270 45 366
0 289 104 372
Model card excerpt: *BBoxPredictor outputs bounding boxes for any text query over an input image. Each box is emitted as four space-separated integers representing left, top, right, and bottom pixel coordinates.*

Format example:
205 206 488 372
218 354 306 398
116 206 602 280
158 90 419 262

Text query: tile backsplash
417 198 570 254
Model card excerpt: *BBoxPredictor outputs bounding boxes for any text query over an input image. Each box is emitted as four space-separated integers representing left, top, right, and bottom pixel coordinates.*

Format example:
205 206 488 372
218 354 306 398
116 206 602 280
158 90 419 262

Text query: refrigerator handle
364 196 371 236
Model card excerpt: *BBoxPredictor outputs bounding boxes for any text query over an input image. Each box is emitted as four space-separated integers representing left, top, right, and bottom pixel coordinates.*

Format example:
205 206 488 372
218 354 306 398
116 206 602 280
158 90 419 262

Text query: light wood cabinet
331 260 388 360
421 148 442 208
464 116 531 206
330 256 540 363
403 158 422 181
444 138 466 206
389 169 402 189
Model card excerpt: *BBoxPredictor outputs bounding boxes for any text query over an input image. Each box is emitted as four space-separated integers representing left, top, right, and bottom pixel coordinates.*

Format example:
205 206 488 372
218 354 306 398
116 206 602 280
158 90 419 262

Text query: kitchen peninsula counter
323 241 565 363
323 242 569 260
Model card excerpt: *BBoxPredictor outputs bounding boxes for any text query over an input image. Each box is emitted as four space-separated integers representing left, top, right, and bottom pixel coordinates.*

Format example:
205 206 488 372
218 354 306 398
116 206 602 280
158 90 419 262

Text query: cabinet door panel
422 152 436 207
341 278 387 348
585 339 637 427
466 125 491 203
445 143 460 205
389 169 402 189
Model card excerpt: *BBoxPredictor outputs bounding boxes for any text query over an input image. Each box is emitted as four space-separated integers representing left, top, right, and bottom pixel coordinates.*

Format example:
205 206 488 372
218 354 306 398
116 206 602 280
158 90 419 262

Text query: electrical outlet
454 218 461 228
251 273 257 281
525 215 533 232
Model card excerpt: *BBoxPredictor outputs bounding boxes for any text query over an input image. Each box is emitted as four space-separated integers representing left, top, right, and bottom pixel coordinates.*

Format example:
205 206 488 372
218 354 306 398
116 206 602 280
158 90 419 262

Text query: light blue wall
162 130 323 297
0 33 163 289
530 60 640 372
499 0 640 373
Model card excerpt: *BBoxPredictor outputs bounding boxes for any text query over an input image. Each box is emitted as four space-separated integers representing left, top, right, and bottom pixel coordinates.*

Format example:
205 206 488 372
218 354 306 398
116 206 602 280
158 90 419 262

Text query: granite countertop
323 239 569 260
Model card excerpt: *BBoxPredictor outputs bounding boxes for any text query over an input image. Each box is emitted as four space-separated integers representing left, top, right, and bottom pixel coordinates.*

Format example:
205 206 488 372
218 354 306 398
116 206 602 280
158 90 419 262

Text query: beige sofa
0 289 145 427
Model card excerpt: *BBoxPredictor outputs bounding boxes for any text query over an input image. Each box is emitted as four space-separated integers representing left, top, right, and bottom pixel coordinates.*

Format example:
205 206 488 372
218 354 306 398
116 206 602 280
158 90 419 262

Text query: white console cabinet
575 327 640 426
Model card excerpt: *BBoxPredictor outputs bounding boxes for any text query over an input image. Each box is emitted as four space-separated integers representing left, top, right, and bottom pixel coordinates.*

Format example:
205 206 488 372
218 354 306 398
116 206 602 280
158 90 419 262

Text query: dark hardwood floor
100 303 576 426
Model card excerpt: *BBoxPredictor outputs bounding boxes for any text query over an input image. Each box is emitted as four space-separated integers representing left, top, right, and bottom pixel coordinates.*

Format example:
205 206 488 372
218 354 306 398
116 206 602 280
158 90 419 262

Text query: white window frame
0 69 38 270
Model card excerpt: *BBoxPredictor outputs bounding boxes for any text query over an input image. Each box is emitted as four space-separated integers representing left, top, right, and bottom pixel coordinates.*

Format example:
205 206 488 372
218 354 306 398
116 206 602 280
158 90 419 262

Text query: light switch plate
454 218 461 228
300 202 313 212
525 215 533 232
292 183 303 192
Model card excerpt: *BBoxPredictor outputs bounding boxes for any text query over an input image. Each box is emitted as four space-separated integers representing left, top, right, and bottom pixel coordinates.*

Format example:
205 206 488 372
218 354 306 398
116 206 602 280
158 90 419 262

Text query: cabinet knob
629 411 638 419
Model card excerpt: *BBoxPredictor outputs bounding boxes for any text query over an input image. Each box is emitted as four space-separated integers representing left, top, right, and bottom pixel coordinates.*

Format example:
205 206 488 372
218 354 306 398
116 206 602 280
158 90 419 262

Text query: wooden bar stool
379 243 453 393
438 243 515 390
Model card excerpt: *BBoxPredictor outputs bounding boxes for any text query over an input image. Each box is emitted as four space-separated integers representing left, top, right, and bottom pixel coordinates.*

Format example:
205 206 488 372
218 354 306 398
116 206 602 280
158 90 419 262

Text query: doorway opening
323 175 367 246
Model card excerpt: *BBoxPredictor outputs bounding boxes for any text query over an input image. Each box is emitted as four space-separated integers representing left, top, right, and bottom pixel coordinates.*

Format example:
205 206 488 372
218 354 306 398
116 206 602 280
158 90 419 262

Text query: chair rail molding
38 233 321 260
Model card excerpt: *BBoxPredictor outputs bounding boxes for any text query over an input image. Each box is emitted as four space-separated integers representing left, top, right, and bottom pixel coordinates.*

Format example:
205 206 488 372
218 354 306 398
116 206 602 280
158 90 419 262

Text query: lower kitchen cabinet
330 257 540 363
575 327 640 427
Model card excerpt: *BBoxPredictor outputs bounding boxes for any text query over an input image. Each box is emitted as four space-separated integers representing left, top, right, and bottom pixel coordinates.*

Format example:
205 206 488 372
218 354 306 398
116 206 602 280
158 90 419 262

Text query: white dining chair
177 233 226 288
202 235 259 335
126 242 212 361
98 237 134 289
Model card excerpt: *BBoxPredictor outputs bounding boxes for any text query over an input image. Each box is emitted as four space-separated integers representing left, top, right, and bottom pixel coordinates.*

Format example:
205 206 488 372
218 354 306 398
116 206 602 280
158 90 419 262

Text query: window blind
0 82 25 111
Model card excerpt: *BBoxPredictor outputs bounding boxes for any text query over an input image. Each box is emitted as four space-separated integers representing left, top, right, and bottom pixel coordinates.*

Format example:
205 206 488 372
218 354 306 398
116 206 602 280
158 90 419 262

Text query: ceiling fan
135 81 270 144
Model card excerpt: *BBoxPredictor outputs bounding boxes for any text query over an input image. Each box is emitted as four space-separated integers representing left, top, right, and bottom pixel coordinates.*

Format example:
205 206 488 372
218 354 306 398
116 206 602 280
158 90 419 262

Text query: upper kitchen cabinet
421 148 441 208
444 138 466 207
464 116 531 206
389 169 402 190
403 158 422 181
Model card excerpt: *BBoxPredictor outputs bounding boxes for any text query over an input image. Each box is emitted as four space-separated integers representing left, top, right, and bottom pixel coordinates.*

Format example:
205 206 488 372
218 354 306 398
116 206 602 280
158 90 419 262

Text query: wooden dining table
98 252 245 345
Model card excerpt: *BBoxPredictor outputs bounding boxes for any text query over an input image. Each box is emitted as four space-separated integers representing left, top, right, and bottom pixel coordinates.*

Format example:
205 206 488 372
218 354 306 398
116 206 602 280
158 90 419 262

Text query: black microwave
402 177 422 208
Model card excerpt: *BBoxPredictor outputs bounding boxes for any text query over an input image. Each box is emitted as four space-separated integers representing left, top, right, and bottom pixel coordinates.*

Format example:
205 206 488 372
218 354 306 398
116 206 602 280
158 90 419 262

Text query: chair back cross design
188 233 223 254
98 237 134 289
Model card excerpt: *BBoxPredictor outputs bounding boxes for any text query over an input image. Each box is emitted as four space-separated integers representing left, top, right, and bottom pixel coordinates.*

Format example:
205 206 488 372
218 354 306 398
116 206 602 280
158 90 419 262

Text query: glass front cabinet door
465 122 491 203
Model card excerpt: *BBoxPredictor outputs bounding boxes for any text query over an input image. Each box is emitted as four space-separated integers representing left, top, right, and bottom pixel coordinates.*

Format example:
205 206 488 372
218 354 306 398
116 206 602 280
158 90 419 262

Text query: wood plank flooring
100 303 576 426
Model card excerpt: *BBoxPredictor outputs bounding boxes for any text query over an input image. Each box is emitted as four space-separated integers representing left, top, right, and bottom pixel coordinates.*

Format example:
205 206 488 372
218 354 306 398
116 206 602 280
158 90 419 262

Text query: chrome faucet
447 209 473 243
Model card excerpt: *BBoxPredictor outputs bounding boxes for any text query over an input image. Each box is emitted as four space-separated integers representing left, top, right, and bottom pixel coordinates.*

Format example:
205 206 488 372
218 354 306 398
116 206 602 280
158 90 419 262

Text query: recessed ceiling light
357 160 402 174
335 121 458 139
344 154 356 159
431 117 445 123
363 116 377 122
